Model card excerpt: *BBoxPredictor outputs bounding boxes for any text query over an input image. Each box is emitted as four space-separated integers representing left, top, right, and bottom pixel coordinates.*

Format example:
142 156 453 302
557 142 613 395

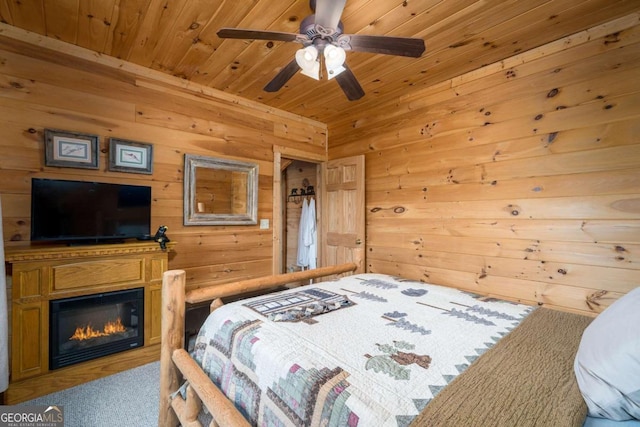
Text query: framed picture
44 129 100 169
108 138 153 174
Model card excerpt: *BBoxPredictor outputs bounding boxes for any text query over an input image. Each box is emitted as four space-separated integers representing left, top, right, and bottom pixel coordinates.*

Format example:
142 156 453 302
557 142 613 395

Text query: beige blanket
411 308 592 427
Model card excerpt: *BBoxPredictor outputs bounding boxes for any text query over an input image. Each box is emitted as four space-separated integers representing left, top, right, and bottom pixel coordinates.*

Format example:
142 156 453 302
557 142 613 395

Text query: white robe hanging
305 198 317 269
0 196 8 392
296 198 317 269
296 198 310 267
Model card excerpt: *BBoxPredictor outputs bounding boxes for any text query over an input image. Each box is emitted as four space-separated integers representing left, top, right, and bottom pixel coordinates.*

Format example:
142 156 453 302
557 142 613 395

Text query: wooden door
321 155 365 272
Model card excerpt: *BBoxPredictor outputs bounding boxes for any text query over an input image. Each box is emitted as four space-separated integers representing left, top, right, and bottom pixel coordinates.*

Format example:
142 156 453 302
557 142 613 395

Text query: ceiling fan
217 0 426 101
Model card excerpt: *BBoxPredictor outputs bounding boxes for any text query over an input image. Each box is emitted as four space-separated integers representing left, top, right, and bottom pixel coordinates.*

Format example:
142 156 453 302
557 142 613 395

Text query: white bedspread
193 273 533 426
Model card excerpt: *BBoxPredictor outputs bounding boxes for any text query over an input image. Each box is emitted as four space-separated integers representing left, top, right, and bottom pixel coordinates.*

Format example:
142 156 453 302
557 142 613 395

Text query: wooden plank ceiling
1 0 638 130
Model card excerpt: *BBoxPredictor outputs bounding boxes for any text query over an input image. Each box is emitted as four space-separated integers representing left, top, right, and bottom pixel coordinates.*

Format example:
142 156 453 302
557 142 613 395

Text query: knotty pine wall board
0 28 327 289
335 14 640 315
370 259 623 315
366 232 638 271
367 168 640 203
331 51 640 156
369 218 640 247
364 143 639 188
184 259 274 291
329 16 640 152
366 243 637 292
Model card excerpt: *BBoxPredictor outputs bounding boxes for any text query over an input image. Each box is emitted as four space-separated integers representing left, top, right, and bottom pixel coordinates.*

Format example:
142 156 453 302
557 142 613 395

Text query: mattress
192 273 534 426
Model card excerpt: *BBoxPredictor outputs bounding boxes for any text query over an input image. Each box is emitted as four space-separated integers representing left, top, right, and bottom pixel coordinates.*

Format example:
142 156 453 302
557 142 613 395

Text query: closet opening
281 159 320 275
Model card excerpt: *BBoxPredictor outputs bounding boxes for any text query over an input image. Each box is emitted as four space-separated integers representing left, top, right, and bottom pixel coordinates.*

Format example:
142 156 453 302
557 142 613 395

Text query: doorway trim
272 145 327 275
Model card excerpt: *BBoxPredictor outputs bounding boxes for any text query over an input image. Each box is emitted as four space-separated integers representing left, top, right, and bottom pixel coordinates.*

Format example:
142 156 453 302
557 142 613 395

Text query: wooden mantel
3 241 175 404
4 241 173 262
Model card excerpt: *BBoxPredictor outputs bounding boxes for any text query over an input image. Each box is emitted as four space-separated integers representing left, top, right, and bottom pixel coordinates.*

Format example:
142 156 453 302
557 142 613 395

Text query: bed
158 263 640 427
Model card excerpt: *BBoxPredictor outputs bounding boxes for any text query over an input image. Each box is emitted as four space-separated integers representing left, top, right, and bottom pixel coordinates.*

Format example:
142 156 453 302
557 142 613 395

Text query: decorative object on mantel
154 225 171 251
44 128 99 169
108 138 154 174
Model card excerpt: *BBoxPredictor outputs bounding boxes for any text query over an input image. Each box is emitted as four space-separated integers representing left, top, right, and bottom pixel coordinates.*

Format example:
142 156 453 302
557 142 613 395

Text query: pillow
574 287 640 420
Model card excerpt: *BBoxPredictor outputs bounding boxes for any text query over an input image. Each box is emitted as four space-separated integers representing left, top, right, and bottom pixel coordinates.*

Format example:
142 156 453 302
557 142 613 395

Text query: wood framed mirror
183 154 259 225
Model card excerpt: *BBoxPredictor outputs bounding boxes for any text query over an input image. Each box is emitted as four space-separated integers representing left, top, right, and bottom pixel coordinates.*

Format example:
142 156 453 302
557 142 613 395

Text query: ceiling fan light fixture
218 0 426 100
324 44 346 79
295 45 320 80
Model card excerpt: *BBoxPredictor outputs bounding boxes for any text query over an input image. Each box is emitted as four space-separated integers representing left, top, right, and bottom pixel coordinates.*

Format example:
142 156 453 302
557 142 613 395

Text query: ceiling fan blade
314 0 347 32
264 59 301 92
217 27 306 43
339 34 425 57
335 65 364 101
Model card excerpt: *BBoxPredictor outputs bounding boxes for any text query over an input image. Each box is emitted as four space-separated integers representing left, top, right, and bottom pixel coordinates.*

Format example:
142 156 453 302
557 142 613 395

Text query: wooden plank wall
0 24 327 290
329 14 640 316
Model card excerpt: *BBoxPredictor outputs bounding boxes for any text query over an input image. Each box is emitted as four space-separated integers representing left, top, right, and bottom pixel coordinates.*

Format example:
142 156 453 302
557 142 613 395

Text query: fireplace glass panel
50 288 144 369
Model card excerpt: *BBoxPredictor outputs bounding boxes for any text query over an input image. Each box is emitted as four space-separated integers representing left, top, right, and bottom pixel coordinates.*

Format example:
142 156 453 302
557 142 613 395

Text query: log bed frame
158 263 358 427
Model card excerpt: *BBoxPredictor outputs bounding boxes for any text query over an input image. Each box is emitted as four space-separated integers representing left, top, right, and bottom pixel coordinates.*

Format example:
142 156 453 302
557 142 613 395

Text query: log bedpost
157 262 358 426
159 269 186 427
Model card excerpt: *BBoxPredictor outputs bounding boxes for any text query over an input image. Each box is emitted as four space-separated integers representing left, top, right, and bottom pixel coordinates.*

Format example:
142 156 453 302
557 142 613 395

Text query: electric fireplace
49 288 144 370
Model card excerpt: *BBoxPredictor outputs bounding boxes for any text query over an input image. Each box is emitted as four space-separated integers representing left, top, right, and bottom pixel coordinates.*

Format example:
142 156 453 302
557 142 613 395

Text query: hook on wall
287 183 315 204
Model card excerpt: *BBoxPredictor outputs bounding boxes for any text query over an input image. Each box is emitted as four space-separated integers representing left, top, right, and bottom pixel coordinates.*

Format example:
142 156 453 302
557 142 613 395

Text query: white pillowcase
574 287 640 420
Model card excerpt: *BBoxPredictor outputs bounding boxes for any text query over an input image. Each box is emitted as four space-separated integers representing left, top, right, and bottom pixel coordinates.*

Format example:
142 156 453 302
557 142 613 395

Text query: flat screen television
31 178 152 244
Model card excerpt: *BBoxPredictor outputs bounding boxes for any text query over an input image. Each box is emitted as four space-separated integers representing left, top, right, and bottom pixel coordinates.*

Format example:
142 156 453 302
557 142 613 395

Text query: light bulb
295 46 320 80
324 45 346 79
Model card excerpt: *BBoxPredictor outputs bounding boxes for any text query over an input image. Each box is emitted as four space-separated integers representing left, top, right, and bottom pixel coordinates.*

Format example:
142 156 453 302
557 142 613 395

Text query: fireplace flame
70 317 126 341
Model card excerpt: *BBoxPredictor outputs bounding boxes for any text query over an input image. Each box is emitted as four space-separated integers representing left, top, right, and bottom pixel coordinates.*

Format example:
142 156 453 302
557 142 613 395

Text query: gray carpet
21 361 159 427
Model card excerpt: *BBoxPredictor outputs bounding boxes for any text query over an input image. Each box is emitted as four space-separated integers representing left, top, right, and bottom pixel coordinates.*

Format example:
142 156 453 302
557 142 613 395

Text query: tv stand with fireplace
3 241 175 404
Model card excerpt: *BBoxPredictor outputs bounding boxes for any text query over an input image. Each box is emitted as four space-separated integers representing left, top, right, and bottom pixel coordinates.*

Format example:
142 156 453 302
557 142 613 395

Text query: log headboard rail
185 262 359 304
159 262 358 426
